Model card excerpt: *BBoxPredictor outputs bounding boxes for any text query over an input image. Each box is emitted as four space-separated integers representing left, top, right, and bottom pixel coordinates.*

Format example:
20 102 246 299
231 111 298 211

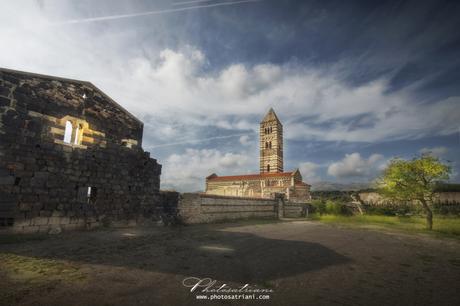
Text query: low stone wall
6 214 158 234
437 192 460 204
1 191 310 233
178 193 277 224
284 202 308 218
359 192 460 206
178 193 308 224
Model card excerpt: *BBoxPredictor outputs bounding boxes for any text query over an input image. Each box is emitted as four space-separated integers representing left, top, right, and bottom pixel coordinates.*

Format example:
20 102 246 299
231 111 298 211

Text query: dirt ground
1 220 460 306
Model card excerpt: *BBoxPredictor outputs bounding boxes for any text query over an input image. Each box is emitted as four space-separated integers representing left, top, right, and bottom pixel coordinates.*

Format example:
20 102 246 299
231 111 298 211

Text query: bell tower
260 108 283 173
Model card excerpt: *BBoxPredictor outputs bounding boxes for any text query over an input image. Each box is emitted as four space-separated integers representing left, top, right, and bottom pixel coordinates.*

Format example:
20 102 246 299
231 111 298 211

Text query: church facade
205 109 311 202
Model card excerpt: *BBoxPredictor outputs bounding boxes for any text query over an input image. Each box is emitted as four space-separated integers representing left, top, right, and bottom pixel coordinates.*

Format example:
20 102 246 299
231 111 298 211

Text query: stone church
205 108 311 202
0 68 161 231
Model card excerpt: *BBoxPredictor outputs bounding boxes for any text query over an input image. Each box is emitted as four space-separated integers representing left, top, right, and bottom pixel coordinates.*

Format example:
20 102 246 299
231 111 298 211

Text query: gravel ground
1 220 460 306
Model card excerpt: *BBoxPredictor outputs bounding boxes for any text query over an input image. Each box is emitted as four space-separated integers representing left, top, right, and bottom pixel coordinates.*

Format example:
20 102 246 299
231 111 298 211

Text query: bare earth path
1 220 460 306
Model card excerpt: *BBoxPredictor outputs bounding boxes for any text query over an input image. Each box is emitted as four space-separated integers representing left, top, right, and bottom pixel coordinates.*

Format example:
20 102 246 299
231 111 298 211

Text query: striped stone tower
259 108 283 173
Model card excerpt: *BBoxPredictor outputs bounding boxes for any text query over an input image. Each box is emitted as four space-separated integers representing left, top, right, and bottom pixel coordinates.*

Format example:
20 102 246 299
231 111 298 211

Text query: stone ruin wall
178 193 277 224
359 191 460 206
175 193 308 224
0 69 162 233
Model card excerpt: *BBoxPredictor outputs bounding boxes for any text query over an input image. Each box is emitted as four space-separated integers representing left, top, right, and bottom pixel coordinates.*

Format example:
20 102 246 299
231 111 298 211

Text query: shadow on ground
0 224 350 283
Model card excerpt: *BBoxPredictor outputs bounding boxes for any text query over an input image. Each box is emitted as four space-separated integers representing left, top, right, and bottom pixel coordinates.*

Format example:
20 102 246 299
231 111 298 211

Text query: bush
363 203 417 216
432 202 460 216
325 200 340 215
311 191 353 203
311 199 326 215
312 199 358 216
324 200 352 215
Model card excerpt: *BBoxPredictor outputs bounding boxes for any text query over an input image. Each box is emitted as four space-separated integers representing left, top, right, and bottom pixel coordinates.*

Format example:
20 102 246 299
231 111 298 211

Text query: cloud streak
53 0 261 25
173 0 216 6
150 132 254 148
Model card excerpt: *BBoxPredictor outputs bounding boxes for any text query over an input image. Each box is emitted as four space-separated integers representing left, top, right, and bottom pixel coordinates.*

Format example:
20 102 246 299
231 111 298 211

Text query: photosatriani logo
182 277 274 301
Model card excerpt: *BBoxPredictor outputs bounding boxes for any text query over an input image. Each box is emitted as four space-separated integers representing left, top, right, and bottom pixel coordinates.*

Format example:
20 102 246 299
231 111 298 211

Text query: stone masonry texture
0 68 162 233
177 193 308 224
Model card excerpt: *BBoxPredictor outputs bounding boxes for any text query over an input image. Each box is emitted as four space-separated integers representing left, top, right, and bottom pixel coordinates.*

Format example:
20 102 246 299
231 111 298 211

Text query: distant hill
311 181 370 191
311 182 460 192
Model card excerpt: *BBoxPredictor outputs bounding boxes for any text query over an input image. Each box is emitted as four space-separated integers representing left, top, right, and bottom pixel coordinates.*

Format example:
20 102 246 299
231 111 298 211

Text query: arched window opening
269 141 272 149
265 142 269 149
63 121 73 143
270 126 272 133
267 164 270 172
74 124 83 145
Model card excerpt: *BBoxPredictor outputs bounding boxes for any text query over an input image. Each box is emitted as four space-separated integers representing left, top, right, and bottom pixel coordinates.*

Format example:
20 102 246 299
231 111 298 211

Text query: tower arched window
266 142 269 149
63 121 73 144
267 164 270 172
270 126 272 133
269 141 272 149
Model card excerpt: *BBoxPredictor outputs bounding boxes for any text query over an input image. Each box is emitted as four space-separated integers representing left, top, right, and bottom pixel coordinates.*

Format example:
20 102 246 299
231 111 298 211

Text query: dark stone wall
0 68 162 233
0 69 143 145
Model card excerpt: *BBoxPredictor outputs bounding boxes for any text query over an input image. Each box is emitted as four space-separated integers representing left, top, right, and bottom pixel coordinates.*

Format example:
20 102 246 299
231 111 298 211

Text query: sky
1 0 459 191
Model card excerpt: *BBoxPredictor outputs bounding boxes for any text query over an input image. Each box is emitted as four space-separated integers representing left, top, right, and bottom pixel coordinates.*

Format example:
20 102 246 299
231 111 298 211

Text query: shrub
311 199 326 215
432 202 460 216
325 200 340 215
363 203 418 216
324 200 352 215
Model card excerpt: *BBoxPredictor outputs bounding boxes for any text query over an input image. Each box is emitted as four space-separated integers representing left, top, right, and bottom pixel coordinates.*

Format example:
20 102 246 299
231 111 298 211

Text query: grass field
311 214 460 238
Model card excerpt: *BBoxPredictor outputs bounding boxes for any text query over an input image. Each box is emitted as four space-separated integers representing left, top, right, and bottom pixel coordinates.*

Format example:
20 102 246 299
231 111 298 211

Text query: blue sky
1 0 459 191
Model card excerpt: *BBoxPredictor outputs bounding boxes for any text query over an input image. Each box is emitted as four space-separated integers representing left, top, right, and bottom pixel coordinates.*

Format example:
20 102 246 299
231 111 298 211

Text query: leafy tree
377 155 451 230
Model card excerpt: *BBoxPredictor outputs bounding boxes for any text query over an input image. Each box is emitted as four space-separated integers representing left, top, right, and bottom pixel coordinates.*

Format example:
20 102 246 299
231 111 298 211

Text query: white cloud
299 162 321 183
161 148 252 191
2 2 460 191
327 153 385 179
420 146 448 157
239 135 251 146
1 2 459 146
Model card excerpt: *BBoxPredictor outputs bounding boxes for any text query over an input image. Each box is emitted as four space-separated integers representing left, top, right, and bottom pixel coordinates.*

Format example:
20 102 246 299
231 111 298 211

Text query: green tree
377 155 451 230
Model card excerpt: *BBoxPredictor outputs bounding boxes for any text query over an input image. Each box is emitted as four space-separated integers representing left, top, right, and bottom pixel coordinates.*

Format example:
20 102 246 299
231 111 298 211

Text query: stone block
0 176 14 185
21 225 40 234
0 96 10 106
32 217 49 226
48 217 62 225
58 217 70 225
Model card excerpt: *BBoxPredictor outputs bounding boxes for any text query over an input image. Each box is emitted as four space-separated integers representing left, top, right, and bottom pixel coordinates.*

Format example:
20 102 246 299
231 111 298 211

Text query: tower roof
261 107 281 124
